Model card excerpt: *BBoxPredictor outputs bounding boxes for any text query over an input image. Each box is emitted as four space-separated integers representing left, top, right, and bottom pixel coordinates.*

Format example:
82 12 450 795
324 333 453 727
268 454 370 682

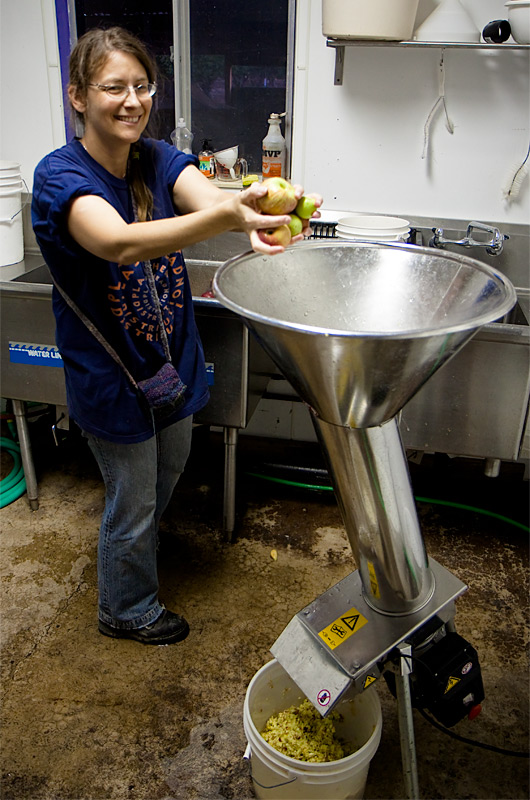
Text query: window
61 0 294 173
187 0 294 173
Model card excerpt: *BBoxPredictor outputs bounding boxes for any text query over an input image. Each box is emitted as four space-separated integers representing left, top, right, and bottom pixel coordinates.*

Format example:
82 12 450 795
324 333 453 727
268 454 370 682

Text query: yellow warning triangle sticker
444 676 461 694
364 675 377 689
342 614 360 631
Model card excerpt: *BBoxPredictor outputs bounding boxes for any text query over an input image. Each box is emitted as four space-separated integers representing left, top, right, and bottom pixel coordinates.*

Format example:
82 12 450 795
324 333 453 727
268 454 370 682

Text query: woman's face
72 50 152 148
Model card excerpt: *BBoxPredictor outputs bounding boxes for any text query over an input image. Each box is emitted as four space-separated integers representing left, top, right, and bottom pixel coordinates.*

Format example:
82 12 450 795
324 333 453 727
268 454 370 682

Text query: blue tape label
205 362 214 386
9 342 64 368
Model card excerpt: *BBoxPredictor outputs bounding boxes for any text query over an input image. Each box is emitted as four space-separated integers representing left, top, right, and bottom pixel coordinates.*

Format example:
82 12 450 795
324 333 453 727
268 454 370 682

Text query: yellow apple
257 178 298 215
258 224 292 248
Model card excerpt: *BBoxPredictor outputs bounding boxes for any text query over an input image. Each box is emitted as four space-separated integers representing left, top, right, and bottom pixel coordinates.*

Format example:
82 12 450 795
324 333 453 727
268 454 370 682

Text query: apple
287 214 303 238
257 177 297 215
295 195 318 220
258 224 292 248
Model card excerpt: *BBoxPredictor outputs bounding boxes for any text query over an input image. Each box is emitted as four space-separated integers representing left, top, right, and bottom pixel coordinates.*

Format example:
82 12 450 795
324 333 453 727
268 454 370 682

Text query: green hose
246 471 529 533
0 437 27 508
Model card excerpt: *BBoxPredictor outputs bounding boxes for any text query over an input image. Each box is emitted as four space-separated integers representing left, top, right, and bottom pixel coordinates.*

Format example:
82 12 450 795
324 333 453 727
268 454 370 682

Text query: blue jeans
84 415 193 629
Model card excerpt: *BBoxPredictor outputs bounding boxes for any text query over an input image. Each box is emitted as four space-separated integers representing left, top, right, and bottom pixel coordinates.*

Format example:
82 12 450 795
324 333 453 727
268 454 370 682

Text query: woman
31 27 320 646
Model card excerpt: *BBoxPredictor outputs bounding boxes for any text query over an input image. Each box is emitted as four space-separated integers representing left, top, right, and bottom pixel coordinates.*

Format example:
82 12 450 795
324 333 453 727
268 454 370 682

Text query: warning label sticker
363 675 377 690
444 676 461 694
367 561 380 599
318 608 368 650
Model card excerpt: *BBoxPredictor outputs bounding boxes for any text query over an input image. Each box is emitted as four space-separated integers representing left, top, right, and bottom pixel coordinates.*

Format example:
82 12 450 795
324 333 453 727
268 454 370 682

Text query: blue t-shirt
31 138 210 443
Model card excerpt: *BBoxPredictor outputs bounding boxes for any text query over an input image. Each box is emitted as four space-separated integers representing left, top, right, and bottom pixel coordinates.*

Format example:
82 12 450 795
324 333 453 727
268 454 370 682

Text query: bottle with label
198 139 215 178
262 112 286 178
171 118 194 154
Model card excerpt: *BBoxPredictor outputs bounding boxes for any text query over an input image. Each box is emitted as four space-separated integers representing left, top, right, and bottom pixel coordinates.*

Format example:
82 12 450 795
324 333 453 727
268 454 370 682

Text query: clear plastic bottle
262 112 286 178
172 118 194 154
198 139 215 178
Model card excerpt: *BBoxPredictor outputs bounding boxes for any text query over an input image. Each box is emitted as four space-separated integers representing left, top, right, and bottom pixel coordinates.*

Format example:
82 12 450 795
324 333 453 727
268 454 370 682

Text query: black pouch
137 362 187 421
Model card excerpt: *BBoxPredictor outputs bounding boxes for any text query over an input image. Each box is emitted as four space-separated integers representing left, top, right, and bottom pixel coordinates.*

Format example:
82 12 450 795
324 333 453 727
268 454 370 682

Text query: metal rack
326 38 530 85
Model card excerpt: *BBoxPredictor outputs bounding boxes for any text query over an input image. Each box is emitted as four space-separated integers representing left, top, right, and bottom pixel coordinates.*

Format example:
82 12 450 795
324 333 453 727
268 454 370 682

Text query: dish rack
309 220 338 238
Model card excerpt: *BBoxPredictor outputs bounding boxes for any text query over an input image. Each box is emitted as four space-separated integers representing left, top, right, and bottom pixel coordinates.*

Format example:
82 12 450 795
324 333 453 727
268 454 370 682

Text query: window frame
56 0 297 176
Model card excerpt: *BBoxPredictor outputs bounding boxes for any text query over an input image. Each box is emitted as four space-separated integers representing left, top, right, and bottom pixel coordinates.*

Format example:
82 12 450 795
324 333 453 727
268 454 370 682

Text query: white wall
291 0 530 225
1 0 528 224
0 0 65 191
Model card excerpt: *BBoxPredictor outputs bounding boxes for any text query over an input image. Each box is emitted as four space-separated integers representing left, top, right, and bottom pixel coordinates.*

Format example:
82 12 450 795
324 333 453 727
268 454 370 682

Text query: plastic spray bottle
262 112 286 178
172 118 194 154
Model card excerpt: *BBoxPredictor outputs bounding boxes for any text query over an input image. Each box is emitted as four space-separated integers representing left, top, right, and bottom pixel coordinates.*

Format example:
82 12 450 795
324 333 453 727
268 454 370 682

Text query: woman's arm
67 165 304 263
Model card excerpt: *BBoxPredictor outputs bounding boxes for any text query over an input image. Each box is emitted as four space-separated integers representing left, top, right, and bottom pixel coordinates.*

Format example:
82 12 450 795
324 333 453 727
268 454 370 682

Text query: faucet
429 221 508 256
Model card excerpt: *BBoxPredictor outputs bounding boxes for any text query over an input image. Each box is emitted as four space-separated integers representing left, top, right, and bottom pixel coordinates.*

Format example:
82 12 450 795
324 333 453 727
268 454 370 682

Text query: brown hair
68 27 157 221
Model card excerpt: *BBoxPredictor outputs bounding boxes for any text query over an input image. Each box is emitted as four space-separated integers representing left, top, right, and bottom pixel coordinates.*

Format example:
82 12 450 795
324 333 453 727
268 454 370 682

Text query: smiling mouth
115 115 142 124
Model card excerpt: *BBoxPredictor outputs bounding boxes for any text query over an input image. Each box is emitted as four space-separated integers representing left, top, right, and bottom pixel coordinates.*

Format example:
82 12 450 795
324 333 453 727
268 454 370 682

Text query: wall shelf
326 38 530 84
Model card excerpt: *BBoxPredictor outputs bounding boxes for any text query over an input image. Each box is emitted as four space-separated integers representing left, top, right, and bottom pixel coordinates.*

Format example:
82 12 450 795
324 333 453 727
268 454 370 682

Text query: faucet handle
430 221 508 256
467 222 508 255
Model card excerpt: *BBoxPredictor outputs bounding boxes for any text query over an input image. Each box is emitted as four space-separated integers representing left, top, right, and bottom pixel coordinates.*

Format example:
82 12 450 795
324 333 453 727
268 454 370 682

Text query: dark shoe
99 609 190 645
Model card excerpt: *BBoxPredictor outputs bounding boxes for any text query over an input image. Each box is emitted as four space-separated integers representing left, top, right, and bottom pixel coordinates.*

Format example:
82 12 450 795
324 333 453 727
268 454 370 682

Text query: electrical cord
396 652 529 759
417 707 529 759
246 471 529 533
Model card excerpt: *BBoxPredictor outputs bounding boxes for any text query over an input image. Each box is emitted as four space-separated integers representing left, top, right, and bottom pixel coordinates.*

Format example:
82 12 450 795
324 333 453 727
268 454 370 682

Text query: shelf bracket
334 45 345 85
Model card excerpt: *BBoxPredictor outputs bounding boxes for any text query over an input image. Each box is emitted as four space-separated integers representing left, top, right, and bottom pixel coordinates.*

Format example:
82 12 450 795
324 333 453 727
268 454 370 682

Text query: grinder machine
213 241 516 797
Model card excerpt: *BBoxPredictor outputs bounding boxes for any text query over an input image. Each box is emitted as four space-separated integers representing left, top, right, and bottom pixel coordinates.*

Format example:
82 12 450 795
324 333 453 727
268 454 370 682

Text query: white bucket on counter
322 0 421 41
0 161 24 267
243 659 382 799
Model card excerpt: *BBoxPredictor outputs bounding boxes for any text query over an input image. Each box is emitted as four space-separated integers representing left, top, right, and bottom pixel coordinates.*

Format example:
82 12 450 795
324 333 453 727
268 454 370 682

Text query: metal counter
0 237 275 534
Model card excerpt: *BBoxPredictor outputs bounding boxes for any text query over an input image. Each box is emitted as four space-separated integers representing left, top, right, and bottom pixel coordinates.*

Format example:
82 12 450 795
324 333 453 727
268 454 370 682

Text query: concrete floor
1 415 529 800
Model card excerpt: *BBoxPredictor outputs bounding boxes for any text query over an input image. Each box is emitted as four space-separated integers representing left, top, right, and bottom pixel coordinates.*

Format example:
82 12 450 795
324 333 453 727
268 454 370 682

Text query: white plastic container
413 0 480 43
337 215 410 235
244 659 382 800
0 161 24 267
505 0 530 44
262 113 286 179
322 0 421 41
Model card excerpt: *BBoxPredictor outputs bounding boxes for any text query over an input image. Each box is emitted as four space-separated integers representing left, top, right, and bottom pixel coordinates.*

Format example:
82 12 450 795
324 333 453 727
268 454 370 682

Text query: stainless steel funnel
213 242 516 613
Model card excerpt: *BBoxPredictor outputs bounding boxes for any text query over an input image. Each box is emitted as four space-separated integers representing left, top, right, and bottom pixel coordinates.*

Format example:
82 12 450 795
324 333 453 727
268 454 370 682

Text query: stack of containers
0 161 24 267
336 214 411 242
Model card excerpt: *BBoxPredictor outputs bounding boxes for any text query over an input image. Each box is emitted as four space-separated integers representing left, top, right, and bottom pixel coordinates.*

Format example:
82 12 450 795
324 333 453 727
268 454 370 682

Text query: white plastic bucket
0 161 24 267
243 659 382 799
322 0 421 41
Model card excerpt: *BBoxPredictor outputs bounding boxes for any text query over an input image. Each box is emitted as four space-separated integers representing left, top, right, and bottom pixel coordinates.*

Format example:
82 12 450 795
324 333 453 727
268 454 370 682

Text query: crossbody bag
52 262 187 422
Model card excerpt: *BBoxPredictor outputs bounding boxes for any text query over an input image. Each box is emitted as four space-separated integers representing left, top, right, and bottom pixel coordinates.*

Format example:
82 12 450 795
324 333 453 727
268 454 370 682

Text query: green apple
258 224 292 248
287 214 303 237
295 195 318 220
257 178 298 215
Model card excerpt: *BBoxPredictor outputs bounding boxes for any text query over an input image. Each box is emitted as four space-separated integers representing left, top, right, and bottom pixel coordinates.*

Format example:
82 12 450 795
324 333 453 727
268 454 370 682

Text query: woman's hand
235 183 323 254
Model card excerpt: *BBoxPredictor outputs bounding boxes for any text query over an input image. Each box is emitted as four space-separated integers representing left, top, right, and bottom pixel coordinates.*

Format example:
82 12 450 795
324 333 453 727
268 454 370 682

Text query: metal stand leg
395 643 420 800
12 399 39 511
223 426 238 541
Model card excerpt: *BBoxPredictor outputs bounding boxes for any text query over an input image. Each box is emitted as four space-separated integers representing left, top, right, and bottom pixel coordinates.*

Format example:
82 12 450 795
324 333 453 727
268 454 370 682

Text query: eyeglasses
88 82 157 99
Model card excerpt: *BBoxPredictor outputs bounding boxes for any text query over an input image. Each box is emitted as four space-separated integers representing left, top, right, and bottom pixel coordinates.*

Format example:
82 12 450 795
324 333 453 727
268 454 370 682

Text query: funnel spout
312 416 434 614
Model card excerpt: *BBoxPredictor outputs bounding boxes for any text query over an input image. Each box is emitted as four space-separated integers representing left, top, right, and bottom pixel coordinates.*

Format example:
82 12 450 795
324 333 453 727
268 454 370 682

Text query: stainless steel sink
0 233 273 533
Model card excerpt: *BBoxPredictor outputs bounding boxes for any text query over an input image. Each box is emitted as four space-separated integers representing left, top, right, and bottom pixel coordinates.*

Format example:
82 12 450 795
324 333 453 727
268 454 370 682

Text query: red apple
295 195 318 219
257 178 297 215
287 214 303 237
258 224 292 248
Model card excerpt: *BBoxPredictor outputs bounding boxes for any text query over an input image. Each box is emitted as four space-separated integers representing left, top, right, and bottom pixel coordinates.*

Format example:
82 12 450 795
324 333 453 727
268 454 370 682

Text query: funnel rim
213 241 517 340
